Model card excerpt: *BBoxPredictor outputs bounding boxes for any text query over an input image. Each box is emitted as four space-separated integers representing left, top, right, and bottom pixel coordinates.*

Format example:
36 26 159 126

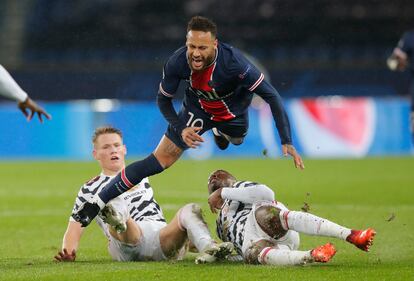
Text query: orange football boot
311 243 337 263
346 228 376 251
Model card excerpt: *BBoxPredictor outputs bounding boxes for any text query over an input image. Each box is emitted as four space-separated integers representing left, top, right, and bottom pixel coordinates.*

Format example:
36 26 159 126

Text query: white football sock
178 203 215 252
258 247 313 265
279 210 351 240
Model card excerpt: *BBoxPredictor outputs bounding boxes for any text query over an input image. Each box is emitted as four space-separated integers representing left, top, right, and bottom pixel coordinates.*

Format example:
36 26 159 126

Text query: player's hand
390 48 408 71
17 97 52 123
208 187 224 213
181 127 204 148
54 248 76 262
282 144 305 170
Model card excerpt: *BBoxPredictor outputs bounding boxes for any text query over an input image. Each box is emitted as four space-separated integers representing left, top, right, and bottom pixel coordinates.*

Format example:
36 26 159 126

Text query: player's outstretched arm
249 77 304 170
282 144 305 170
208 183 275 212
0 65 51 122
18 97 51 123
54 221 84 262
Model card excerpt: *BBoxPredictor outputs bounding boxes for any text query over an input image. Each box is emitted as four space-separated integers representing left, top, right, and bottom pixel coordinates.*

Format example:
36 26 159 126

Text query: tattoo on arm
163 142 183 157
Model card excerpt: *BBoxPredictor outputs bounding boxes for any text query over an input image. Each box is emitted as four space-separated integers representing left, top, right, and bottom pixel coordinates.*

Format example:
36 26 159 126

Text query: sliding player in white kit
207 170 376 265
54 127 232 263
0 64 50 122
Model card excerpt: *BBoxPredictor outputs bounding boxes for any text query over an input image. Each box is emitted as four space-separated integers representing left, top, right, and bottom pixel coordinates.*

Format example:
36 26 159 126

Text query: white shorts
107 220 168 261
241 200 300 256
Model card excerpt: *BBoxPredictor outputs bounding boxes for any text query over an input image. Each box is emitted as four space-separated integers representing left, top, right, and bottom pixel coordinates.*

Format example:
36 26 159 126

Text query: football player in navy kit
387 29 414 144
73 16 304 228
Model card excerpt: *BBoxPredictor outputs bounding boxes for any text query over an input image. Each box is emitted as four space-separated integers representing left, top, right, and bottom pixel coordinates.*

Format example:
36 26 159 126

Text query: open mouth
192 58 203 68
110 156 119 161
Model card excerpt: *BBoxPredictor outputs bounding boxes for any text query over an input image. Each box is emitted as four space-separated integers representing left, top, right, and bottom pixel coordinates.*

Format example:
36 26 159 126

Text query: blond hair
92 126 123 145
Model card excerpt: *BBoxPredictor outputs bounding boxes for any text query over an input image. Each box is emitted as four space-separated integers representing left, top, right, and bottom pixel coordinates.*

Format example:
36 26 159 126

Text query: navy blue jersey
158 42 292 144
398 30 414 74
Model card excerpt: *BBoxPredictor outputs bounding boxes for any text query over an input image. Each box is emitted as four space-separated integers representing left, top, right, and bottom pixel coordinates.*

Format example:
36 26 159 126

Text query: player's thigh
159 214 187 258
255 205 287 239
242 201 283 255
215 114 248 139
164 106 213 150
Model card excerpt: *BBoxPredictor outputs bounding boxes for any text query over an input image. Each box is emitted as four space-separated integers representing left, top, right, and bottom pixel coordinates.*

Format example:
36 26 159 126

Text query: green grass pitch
0 157 413 281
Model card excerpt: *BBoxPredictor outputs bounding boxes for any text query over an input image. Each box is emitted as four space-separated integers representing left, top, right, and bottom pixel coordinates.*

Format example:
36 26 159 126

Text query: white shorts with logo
241 200 300 256
106 220 168 262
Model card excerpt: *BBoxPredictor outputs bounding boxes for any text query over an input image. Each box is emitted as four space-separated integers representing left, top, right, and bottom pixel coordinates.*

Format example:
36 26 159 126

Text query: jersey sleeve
398 31 414 56
0 65 28 102
158 51 185 98
69 176 109 222
69 183 92 222
222 181 275 204
230 52 265 93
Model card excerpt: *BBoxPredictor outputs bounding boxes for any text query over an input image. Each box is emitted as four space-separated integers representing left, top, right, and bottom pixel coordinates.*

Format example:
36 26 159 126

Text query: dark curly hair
187 16 217 38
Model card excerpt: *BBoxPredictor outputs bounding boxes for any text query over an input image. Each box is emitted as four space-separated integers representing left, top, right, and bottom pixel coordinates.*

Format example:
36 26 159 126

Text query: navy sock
98 154 164 203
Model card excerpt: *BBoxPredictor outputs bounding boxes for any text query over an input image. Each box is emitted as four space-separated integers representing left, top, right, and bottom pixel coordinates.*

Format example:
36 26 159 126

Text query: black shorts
165 103 249 150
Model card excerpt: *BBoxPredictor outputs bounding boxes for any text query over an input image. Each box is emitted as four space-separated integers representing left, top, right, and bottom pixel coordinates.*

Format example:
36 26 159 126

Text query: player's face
207 170 235 194
186 30 217 72
93 133 126 175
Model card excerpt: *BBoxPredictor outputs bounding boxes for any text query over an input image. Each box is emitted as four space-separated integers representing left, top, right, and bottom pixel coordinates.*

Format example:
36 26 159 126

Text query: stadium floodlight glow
91 99 120 112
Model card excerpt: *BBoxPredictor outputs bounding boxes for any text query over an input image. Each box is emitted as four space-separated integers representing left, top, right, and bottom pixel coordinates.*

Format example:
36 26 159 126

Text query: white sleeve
221 184 275 204
0 65 28 102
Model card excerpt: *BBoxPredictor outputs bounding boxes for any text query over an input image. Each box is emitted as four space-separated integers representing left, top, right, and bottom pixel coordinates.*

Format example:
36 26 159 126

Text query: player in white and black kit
0 64 50 122
207 170 376 266
55 127 232 263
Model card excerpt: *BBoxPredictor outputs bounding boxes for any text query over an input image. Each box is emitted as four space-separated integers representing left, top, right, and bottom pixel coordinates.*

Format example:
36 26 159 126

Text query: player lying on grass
207 170 376 265
55 126 232 263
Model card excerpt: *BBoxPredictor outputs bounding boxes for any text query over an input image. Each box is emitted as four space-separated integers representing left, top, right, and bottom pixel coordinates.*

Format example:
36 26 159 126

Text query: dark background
1 0 413 101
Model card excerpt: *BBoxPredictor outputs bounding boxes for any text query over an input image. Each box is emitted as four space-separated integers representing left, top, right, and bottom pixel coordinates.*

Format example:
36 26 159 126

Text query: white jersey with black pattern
216 180 259 255
69 173 166 227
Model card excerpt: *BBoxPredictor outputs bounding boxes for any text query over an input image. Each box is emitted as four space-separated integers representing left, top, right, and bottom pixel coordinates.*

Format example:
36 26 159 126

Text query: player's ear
92 149 98 160
123 144 127 155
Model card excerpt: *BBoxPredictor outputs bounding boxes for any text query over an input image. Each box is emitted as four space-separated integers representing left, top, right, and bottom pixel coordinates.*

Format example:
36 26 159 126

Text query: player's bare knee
179 203 207 229
245 240 275 264
255 205 287 239
181 202 200 213
188 203 205 221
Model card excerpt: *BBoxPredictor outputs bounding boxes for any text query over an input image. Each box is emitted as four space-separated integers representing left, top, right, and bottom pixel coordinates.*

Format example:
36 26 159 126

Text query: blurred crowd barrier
0 97 411 160
5 68 412 101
